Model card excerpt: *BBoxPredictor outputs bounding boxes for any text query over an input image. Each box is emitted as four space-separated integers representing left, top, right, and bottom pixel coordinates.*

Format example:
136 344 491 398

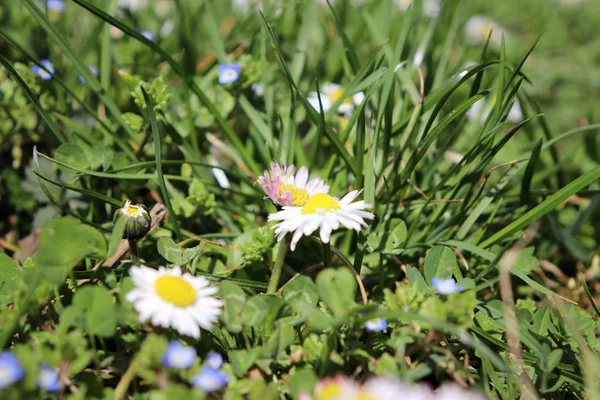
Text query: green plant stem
114 356 140 400
128 239 139 263
323 242 333 268
267 235 290 294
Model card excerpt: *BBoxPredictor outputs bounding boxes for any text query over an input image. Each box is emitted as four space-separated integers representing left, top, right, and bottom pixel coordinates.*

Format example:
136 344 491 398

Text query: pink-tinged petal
295 167 309 187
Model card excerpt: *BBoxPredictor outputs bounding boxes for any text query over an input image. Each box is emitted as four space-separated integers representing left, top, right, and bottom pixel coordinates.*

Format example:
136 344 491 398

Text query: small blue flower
205 352 223 369
141 31 155 41
45 0 65 12
31 59 55 81
191 366 228 393
0 352 24 389
365 317 388 332
37 363 60 392
431 277 464 295
218 63 241 85
162 341 196 370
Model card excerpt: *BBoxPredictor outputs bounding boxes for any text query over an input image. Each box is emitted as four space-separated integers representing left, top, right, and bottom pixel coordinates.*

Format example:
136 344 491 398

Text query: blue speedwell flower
365 317 388 332
0 352 24 389
431 277 464 295
191 366 228 393
141 31 155 41
162 341 196 370
37 363 60 392
218 63 241 85
205 352 223 369
31 59 55 81
45 0 65 12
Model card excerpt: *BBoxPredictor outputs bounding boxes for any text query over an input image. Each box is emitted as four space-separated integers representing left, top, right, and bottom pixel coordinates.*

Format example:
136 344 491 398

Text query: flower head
365 317 388 332
362 376 433 400
162 341 196 369
257 161 329 207
466 95 523 124
191 366 228 393
141 30 155 41
0 352 24 389
314 375 361 400
37 363 60 392
218 63 241 85
395 0 440 18
307 83 365 119
464 15 507 47
431 277 463 295
45 0 65 12
269 191 374 251
113 200 151 240
31 59 55 81
125 265 224 338
205 352 223 369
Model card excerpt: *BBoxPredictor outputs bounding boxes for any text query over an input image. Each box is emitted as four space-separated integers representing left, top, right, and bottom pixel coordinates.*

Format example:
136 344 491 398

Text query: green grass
0 0 599 398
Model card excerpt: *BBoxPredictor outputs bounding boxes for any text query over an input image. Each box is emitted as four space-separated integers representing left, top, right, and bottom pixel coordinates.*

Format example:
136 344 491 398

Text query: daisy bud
113 200 151 240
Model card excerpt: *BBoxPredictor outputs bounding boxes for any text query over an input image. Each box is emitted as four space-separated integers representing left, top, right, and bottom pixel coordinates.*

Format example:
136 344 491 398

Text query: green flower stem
128 239 139 263
114 355 141 400
267 235 291 294
323 242 333 268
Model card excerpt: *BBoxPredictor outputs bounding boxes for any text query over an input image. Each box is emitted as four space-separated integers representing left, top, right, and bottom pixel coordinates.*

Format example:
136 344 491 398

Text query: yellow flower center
301 194 341 214
155 275 197 307
329 88 353 104
124 205 143 217
279 184 309 206
317 383 342 400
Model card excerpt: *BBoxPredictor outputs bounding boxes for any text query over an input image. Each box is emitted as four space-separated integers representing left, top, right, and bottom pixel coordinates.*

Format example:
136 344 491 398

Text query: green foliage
1 0 599 398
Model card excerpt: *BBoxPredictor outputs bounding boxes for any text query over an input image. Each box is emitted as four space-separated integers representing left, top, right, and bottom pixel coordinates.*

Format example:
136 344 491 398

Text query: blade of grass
142 88 181 239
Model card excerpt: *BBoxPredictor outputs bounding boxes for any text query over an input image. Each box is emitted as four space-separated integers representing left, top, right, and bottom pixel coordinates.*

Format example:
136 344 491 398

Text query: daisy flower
466 95 523 124
314 375 361 400
257 161 329 207
0 352 24 389
395 0 440 18
162 341 196 369
362 376 433 400
307 83 366 120
464 15 507 47
218 63 241 85
37 363 60 392
31 59 54 81
431 277 463 295
269 191 374 251
125 265 224 339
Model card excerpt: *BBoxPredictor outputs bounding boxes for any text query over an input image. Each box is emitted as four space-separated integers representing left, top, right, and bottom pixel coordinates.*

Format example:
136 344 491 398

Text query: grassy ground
0 0 599 398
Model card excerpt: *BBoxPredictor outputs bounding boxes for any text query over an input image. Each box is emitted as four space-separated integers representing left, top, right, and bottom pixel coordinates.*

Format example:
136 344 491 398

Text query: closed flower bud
113 200 151 240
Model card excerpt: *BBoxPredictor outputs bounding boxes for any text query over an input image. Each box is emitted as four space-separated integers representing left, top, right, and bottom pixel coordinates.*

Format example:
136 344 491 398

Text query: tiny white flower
464 15 507 47
431 277 463 295
269 191 374 251
126 265 223 338
307 83 366 119
466 95 523 124
395 0 440 18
